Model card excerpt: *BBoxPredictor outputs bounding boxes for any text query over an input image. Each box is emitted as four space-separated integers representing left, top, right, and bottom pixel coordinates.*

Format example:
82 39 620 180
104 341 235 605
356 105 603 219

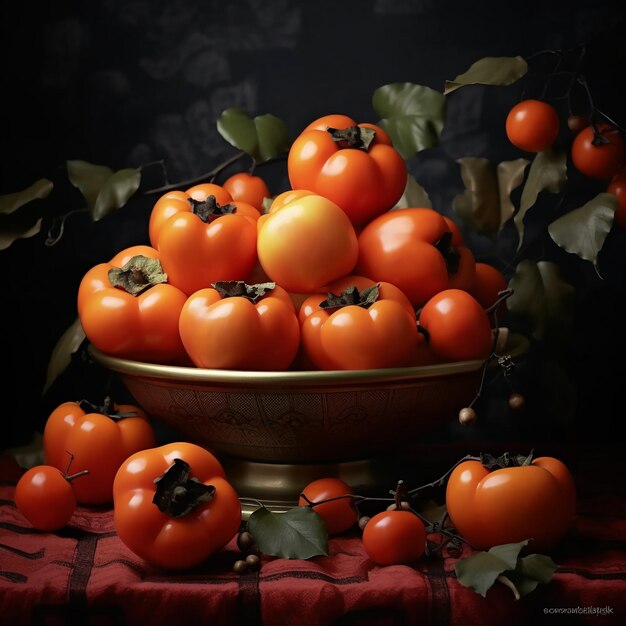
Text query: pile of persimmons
77 114 508 372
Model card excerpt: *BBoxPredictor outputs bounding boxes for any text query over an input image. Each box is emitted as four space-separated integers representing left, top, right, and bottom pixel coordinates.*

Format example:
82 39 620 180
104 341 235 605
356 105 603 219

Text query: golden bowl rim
88 329 528 387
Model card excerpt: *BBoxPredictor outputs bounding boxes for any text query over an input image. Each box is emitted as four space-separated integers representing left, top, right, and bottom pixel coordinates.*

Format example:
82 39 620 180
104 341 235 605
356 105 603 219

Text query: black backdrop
2 0 626 451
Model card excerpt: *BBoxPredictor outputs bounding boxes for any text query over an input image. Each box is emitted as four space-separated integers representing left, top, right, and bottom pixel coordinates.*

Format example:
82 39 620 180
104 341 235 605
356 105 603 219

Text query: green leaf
92 168 141 221
372 83 445 159
452 157 528 235
455 551 513 597
0 179 53 215
67 160 114 208
497 158 530 228
444 56 528 95
548 192 617 276
217 108 291 163
43 317 86 395
0 179 54 250
248 506 328 559
506 553 558 597
392 174 431 210
507 260 574 343
519 553 558 585
254 114 292 162
456 541 557 599
0 215 43 251
218 108 257 154
515 149 567 250
67 160 141 221
488 540 529 569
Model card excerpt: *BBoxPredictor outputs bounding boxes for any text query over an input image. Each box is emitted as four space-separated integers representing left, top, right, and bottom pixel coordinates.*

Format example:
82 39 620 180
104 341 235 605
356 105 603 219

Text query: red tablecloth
1 449 625 626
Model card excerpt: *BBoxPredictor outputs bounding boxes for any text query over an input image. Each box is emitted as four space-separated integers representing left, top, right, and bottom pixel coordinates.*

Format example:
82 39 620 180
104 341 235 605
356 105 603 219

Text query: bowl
89 330 528 465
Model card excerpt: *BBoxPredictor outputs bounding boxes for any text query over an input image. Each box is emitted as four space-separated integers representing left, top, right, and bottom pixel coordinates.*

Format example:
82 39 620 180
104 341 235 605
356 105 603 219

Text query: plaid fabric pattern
1 451 625 626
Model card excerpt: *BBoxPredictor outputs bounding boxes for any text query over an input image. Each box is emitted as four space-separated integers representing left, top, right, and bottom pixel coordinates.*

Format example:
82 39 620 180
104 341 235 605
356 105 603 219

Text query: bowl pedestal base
222 452 431 518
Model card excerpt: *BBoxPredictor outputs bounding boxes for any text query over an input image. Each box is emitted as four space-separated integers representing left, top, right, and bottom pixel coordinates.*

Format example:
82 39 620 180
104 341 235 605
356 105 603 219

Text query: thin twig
45 208 89 246
143 151 247 195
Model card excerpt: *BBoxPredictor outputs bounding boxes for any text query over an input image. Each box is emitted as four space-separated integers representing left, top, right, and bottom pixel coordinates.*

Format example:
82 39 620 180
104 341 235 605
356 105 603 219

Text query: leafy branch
238 455 559 601
0 108 292 252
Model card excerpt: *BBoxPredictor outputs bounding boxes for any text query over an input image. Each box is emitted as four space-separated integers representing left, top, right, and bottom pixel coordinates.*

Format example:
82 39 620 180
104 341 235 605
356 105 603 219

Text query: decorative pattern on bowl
90 331 527 463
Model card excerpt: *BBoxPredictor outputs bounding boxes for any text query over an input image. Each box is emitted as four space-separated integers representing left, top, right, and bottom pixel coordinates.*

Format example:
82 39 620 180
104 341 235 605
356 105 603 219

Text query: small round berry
233 559 248 574
567 114 589 134
237 530 256 553
508 393 525 411
358 516 370 531
458 407 477 426
245 554 261 571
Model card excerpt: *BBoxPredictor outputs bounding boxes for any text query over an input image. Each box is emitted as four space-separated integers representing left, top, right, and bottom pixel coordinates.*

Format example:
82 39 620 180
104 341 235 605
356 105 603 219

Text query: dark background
2 0 626 452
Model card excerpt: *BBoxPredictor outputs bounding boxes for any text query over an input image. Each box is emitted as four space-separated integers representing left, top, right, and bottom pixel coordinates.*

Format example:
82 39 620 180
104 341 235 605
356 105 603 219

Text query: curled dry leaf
452 157 528 236
0 179 54 250
43 317 86 395
0 179 54 216
392 174 432 210
507 260 574 344
0 218 43 251
515 149 567 250
548 192 618 277
444 55 528 95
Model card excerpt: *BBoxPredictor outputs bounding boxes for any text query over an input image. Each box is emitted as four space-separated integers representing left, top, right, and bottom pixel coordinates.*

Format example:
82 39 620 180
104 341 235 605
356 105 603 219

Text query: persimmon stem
394 480 408 509
65 469 89 483
64 451 75 476
63 452 88 483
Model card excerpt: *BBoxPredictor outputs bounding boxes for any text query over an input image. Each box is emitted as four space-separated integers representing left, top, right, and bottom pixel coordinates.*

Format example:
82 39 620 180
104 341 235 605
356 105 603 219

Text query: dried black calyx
327 125 376 151
497 354 516 376
212 281 276 304
591 125 612 146
319 284 380 311
152 458 215 518
108 255 167 296
434 231 461 276
78 396 137 420
189 195 237 223
480 450 534 470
